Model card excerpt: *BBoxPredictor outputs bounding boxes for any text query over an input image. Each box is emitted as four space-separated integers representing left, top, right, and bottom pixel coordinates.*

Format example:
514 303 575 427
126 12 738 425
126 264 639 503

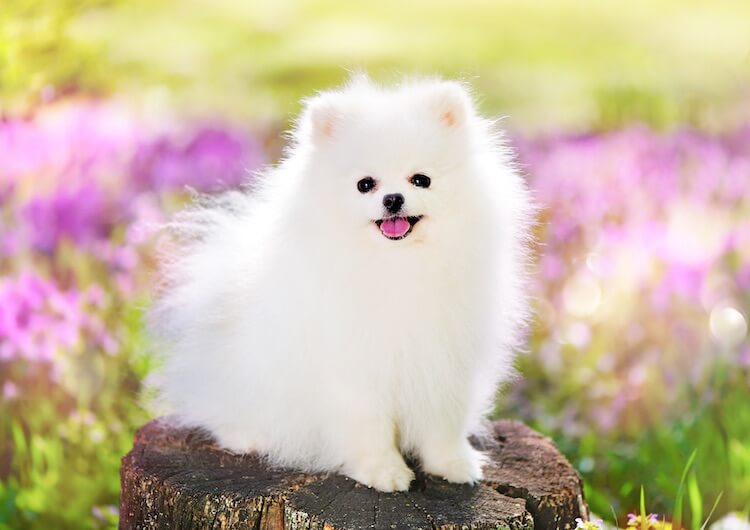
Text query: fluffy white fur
151 75 533 492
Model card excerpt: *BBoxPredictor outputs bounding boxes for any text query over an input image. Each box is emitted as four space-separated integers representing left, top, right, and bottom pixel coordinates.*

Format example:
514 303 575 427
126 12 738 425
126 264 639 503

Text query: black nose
383 193 404 214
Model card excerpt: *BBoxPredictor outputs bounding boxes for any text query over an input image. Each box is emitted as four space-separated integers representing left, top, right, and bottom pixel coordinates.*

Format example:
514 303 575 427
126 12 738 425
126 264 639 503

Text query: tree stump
120 417 588 529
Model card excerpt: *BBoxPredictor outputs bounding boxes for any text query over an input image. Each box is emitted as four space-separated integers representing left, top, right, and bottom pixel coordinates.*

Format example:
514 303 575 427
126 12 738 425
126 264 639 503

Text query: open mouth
374 215 423 240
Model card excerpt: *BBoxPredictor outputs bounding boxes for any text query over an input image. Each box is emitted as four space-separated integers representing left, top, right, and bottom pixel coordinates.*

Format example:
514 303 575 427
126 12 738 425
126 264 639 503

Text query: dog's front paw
423 444 486 484
345 454 415 492
214 425 257 455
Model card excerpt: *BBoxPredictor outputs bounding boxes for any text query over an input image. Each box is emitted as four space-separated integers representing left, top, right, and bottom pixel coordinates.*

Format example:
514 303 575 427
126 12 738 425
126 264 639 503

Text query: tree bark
120 417 588 529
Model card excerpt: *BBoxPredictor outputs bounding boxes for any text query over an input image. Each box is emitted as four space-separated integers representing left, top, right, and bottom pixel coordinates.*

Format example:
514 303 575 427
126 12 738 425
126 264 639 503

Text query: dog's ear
426 81 472 129
303 74 373 143
301 95 341 144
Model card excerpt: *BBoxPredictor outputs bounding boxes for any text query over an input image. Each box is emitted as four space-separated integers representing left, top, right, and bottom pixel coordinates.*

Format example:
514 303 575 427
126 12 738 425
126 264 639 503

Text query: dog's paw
216 429 255 455
345 454 415 492
424 445 485 484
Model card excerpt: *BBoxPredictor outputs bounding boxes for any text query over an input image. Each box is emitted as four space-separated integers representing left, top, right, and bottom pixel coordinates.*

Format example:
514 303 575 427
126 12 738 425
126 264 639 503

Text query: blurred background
1 1 749 528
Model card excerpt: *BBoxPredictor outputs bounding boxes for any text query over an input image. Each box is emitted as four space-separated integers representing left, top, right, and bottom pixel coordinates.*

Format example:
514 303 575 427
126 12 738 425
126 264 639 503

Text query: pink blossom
2 381 19 400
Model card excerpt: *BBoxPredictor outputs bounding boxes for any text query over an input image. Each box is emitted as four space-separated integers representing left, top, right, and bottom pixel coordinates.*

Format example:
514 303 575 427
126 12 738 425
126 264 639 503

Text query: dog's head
294 76 483 245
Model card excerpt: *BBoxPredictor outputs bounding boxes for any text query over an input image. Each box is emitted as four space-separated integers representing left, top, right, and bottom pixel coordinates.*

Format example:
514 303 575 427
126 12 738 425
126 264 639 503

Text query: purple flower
626 513 659 528
2 381 19 400
507 123 750 436
130 127 264 192
0 100 139 186
0 273 115 365
21 183 116 253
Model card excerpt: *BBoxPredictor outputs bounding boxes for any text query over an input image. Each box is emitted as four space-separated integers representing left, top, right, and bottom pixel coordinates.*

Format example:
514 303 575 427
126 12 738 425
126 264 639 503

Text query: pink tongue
380 217 410 238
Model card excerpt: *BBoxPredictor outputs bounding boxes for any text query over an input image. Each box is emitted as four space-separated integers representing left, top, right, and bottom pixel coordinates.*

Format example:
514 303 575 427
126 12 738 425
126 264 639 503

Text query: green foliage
0 244 156 528
3 0 750 131
0 0 120 112
673 450 697 530
536 363 750 528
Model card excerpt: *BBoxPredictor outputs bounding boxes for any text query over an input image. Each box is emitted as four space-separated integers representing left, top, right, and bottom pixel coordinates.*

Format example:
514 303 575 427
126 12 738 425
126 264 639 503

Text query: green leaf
687 472 702 530
673 449 697 530
699 492 723 530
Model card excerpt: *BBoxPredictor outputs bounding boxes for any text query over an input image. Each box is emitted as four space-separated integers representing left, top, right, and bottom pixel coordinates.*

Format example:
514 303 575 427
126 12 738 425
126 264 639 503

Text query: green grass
536 362 750 528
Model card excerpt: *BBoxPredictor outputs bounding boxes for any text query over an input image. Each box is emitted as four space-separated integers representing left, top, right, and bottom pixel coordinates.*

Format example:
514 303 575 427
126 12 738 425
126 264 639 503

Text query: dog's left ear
426 81 472 129
301 94 342 145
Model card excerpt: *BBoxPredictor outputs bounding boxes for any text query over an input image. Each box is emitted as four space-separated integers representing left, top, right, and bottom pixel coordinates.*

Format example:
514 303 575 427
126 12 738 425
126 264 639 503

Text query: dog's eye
410 173 431 189
357 177 376 194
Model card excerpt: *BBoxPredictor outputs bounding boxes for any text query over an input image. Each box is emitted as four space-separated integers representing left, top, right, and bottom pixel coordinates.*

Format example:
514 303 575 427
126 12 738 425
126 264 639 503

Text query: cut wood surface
120 417 588 529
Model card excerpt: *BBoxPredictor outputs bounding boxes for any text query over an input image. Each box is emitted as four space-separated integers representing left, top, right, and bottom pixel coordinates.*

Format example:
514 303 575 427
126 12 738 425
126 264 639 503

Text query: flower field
508 128 750 522
1 97 748 529
0 100 266 528
2 1 750 528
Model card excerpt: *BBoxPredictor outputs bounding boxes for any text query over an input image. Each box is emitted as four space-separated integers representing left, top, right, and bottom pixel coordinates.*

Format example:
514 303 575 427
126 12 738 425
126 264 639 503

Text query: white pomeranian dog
152 75 533 492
